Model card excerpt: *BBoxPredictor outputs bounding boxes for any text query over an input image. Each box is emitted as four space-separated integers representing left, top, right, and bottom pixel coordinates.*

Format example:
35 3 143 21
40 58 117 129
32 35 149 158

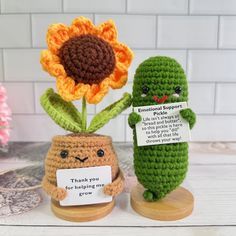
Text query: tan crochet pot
42 133 124 222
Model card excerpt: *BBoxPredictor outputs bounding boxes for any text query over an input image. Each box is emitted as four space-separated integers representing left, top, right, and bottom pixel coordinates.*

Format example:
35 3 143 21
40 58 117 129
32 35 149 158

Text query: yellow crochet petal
70 16 95 37
56 76 89 101
109 63 128 89
40 50 66 77
113 42 134 68
97 20 117 43
47 23 70 55
85 78 110 104
73 82 90 99
50 64 66 78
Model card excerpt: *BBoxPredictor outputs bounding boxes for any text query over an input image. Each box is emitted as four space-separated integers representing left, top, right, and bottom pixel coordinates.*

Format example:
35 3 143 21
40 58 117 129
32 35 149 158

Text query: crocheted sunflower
40 16 133 104
128 56 196 201
39 17 133 133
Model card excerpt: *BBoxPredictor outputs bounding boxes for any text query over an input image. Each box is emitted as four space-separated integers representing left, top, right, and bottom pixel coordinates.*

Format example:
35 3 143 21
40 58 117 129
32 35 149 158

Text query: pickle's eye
97 149 104 157
60 150 68 159
175 86 182 95
141 85 149 97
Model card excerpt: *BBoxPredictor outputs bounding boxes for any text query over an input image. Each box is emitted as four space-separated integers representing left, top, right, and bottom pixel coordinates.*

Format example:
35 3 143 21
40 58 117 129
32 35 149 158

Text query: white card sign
134 102 191 146
56 166 112 206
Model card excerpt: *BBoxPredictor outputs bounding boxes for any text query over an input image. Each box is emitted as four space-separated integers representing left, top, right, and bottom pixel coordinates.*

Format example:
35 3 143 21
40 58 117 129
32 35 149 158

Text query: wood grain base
131 184 194 221
51 199 115 222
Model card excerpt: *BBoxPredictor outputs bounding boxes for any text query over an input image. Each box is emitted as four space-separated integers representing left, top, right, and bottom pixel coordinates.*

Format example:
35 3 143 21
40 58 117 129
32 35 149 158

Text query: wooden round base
131 185 194 221
51 200 115 222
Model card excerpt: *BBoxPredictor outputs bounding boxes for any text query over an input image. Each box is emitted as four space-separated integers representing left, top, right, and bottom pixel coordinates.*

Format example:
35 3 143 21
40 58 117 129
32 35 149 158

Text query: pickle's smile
153 95 168 104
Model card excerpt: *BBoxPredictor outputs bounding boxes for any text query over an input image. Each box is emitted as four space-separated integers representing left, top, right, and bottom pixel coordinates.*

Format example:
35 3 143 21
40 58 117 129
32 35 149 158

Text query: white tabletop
0 143 236 236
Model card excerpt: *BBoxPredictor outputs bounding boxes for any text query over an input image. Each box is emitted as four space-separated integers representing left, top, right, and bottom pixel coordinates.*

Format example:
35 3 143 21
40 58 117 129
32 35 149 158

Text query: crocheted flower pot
39 16 133 222
42 133 124 221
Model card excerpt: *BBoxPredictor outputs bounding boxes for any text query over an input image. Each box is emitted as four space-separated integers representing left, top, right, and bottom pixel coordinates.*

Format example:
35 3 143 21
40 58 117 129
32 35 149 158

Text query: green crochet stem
81 96 87 132
41 88 132 134
129 56 196 202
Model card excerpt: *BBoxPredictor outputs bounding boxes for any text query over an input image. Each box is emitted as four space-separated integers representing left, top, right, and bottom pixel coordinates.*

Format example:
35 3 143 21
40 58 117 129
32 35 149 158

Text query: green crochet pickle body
129 56 196 201
134 133 188 200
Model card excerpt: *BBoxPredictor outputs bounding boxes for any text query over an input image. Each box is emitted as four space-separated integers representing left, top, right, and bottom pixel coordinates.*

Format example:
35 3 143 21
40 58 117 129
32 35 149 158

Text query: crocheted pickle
42 134 124 201
128 56 196 201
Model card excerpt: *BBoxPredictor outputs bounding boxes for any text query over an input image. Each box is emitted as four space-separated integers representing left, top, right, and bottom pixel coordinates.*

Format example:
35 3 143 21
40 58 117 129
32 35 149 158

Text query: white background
0 0 236 142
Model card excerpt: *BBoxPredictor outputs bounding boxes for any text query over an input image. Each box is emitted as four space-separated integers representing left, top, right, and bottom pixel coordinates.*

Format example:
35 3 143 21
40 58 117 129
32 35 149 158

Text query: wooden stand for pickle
51 199 115 222
131 184 194 221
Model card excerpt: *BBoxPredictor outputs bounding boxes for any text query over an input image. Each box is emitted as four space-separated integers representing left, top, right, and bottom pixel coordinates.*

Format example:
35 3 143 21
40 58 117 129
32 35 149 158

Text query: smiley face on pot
42 134 124 201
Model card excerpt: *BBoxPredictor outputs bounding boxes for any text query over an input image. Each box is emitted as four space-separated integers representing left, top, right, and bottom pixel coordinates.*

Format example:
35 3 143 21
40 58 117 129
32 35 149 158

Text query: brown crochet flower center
59 34 116 85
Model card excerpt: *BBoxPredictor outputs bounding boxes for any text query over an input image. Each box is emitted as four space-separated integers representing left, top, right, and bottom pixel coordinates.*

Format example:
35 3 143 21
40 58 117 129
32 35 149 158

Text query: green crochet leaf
40 88 82 132
87 93 132 133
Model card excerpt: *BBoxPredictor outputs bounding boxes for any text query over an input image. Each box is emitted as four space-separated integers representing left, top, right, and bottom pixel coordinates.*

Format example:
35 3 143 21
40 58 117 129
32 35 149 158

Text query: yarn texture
87 92 132 133
39 16 133 134
59 34 116 85
128 56 196 201
40 16 132 205
40 16 133 104
42 133 124 201
40 88 82 133
41 88 131 133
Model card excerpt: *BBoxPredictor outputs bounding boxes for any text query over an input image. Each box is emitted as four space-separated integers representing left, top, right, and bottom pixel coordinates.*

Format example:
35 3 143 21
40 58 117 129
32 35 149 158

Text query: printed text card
56 166 112 206
134 102 190 146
